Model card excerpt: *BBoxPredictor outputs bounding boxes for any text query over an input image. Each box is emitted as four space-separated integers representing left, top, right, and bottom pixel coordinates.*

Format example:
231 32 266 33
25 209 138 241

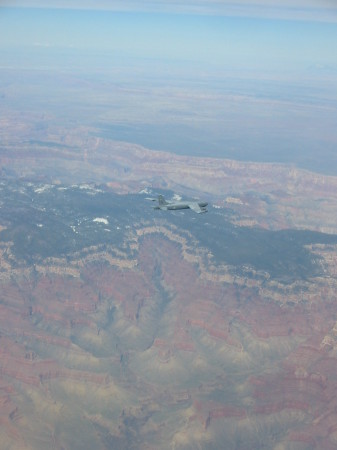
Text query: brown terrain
1 227 337 449
1 115 337 448
1 114 337 234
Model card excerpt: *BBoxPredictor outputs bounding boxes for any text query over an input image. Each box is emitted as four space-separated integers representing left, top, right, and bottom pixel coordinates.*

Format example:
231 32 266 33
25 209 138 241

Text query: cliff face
1 216 337 449
1 120 337 447
2 120 337 234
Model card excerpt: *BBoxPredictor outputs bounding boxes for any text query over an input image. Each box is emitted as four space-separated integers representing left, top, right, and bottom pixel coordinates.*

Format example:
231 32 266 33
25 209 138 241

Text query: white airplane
151 195 208 214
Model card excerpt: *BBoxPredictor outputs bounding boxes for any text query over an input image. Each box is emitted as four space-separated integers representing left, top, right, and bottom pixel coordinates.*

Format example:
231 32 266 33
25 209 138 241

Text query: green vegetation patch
160 201 337 283
1 181 336 282
0 180 148 263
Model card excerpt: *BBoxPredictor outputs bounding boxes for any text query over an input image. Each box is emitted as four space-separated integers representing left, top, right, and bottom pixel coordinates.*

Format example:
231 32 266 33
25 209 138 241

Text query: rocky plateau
1 116 337 449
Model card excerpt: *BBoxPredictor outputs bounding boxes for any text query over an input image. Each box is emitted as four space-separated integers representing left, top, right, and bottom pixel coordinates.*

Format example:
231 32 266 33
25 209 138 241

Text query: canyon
1 117 337 448
0 177 336 448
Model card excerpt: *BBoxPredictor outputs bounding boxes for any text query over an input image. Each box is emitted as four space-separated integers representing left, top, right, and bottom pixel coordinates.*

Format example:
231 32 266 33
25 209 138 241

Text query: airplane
151 195 208 214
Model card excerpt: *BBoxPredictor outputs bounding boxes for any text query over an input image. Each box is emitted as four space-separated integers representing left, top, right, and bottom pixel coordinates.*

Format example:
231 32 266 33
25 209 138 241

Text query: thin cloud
1 0 337 22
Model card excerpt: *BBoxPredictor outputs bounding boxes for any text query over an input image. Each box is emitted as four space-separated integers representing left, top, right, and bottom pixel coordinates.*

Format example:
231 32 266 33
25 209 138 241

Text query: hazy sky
2 0 337 21
1 1 336 172
1 1 337 72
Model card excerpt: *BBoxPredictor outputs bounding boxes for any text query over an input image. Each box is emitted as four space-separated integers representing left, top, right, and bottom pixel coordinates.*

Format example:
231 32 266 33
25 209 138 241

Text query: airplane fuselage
168 201 207 210
155 201 208 212
152 195 208 213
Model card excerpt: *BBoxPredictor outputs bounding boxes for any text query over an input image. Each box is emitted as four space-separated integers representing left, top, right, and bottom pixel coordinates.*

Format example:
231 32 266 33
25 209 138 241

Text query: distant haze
0 2 337 174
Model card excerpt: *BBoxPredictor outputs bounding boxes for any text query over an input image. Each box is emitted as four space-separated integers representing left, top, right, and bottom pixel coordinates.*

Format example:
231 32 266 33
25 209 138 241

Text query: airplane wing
189 202 207 214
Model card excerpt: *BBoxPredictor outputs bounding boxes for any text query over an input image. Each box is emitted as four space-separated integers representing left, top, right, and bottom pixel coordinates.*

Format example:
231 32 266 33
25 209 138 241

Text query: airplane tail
158 195 168 206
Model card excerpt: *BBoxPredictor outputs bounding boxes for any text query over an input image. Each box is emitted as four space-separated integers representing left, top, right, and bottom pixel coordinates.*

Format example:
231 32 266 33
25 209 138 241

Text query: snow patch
139 187 152 194
34 185 52 194
93 218 109 225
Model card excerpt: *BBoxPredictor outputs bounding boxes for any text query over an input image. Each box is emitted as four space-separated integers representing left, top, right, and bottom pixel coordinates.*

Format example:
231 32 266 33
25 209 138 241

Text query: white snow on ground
138 188 152 194
93 218 109 225
34 185 52 193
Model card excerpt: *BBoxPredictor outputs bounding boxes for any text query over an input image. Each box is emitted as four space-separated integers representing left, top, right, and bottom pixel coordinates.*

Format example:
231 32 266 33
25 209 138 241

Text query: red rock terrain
2 117 337 448
2 118 337 233
1 221 337 448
